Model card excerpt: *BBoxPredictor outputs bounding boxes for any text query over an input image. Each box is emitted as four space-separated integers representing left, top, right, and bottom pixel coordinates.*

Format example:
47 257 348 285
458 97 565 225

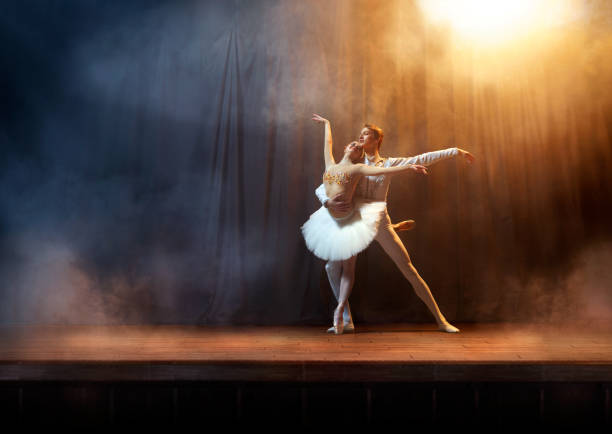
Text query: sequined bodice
323 170 351 185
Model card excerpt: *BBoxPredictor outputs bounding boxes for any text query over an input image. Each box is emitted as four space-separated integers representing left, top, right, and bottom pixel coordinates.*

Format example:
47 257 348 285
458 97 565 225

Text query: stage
1 323 611 427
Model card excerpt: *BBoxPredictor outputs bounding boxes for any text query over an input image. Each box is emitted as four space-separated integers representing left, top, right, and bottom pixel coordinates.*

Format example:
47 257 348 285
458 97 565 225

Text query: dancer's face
358 127 380 154
344 141 364 162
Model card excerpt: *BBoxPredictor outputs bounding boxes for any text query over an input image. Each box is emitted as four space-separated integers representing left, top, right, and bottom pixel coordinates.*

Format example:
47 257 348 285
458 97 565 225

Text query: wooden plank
0 323 611 382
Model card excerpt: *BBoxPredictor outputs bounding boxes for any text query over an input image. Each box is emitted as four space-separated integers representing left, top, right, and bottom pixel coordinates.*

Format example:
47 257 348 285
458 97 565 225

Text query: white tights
325 258 355 325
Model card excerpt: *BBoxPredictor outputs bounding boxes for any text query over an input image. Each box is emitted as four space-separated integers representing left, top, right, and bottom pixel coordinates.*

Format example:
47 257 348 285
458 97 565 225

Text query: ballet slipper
438 321 460 333
332 306 344 335
392 219 416 232
327 321 354 333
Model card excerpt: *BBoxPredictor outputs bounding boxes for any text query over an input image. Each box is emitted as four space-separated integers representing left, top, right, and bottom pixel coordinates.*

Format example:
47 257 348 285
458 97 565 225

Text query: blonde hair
364 123 384 149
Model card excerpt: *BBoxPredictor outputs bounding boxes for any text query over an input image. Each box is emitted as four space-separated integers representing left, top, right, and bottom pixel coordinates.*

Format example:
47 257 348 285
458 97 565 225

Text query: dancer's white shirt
315 147 459 205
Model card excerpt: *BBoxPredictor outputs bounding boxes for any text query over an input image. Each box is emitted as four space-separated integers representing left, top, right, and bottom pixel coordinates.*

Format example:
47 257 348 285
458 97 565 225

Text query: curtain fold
1 0 611 325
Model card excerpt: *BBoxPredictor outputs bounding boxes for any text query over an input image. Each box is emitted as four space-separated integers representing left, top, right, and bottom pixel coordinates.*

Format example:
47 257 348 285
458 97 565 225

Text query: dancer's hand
312 113 329 124
326 193 351 213
410 164 428 175
458 149 475 164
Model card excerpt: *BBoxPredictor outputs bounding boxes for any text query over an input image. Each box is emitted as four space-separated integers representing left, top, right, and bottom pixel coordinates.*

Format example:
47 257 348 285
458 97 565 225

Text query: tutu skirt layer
301 199 386 261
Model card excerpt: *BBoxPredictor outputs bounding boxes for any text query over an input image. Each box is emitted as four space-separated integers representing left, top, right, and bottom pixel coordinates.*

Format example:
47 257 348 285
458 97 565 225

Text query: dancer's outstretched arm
317 160 428 206
312 114 334 169
355 162 429 177
391 147 474 167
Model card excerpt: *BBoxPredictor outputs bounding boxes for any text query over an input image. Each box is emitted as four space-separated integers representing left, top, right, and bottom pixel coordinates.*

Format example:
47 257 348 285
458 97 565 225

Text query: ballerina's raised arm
312 113 335 170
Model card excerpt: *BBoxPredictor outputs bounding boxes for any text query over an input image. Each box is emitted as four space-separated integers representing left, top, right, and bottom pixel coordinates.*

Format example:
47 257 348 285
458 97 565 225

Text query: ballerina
301 114 428 334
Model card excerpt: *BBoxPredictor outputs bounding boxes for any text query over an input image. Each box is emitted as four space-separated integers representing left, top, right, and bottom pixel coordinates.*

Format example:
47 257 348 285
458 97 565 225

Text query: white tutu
301 199 386 261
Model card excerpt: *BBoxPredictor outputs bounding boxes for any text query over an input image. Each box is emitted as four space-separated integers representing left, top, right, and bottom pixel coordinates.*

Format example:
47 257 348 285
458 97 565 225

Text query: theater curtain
1 0 611 325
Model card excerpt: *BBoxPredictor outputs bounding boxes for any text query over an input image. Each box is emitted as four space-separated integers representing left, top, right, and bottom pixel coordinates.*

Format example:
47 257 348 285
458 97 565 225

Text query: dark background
1 0 611 325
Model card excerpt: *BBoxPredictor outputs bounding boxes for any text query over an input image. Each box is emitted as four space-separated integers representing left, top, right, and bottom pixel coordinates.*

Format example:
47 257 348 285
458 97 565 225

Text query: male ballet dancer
316 123 474 333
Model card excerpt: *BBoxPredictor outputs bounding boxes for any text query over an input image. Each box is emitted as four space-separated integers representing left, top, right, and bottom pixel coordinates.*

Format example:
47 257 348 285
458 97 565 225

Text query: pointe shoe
332 307 344 335
327 321 354 333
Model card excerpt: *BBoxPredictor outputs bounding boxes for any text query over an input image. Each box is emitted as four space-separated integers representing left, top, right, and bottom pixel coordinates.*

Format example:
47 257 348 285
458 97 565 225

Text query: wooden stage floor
1 322 612 382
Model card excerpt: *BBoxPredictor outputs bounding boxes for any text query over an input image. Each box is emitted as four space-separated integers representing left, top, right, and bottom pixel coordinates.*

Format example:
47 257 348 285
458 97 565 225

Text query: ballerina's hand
411 164 428 175
458 148 475 164
327 193 351 213
311 113 329 124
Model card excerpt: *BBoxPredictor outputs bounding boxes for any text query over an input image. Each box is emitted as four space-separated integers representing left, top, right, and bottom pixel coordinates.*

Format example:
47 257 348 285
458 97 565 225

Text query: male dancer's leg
325 261 353 326
375 215 459 332
324 220 416 329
